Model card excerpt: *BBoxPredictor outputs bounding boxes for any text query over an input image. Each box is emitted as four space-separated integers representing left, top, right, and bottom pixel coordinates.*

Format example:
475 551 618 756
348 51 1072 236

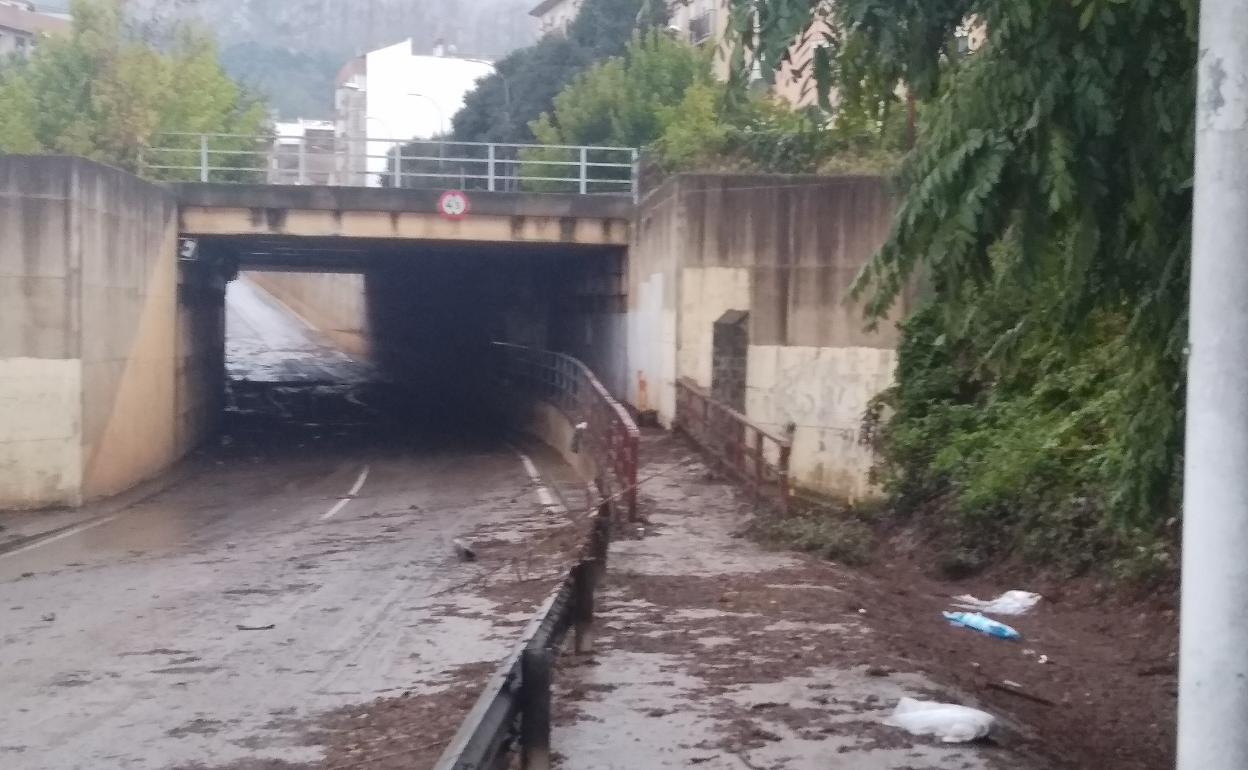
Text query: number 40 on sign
438 190 470 220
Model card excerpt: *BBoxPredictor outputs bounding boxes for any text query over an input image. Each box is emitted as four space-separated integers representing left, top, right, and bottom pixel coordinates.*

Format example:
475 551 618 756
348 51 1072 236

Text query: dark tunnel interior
215 237 627 451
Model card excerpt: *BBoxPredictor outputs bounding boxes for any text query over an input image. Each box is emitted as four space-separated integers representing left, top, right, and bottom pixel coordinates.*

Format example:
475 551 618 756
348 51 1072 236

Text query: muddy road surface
0 278 563 769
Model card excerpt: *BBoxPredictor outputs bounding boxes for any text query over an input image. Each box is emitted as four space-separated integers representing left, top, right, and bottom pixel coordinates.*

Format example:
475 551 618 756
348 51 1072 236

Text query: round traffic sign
438 190 471 220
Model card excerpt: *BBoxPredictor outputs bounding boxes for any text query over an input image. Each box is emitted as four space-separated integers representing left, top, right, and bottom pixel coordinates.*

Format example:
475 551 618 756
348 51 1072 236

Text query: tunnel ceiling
202 235 624 272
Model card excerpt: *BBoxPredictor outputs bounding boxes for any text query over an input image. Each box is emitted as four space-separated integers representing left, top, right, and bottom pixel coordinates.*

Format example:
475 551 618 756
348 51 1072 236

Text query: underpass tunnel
210 235 628 446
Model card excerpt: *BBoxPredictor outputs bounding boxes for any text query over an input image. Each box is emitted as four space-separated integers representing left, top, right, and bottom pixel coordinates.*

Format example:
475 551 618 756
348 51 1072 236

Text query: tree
452 35 586 144
0 0 266 175
451 0 668 144
530 32 714 149
727 0 1199 569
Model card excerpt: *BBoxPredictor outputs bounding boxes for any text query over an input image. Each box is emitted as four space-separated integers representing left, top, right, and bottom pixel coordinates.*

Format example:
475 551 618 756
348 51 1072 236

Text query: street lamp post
1179 1 1248 767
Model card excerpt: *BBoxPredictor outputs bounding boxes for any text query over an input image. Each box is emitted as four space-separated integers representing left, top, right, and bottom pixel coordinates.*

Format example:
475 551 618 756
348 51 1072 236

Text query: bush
753 507 876 566
871 271 1181 579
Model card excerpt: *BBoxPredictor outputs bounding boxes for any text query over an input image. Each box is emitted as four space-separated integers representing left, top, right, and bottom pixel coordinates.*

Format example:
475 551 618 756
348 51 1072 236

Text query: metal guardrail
492 342 640 522
433 509 609 770
140 132 639 196
436 344 630 770
675 377 795 513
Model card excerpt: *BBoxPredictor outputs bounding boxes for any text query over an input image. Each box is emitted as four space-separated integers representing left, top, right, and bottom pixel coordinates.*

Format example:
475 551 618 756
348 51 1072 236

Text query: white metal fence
141 133 640 195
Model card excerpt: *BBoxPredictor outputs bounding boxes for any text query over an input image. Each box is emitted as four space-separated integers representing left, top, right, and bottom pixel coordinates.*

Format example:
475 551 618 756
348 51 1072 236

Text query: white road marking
321 465 371 521
0 515 122 560
514 449 559 511
347 465 370 497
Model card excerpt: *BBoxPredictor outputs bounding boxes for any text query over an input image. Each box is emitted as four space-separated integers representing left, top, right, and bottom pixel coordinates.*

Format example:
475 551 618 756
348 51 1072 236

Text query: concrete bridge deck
174 183 634 247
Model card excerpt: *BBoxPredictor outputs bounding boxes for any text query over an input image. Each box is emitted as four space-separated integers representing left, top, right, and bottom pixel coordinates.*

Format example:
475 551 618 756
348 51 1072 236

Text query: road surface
0 279 566 769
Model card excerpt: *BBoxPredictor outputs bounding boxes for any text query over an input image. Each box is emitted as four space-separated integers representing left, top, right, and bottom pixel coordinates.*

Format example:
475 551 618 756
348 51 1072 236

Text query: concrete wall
176 263 226 452
245 271 370 359
628 174 907 500
548 250 630 399
0 156 221 510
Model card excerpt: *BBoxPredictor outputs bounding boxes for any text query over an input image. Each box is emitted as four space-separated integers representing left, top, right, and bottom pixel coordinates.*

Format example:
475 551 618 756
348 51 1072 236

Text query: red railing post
675 377 792 514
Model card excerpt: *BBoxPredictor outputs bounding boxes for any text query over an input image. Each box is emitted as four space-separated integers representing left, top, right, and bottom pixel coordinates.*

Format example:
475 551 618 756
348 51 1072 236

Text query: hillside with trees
34 0 538 119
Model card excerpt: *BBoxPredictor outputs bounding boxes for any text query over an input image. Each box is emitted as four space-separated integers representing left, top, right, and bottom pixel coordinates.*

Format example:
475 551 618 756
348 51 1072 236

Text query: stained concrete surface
0 277 572 769
550 433 1047 770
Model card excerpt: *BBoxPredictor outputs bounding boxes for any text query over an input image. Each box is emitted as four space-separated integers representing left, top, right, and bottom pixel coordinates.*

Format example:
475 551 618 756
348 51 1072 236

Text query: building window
689 10 716 44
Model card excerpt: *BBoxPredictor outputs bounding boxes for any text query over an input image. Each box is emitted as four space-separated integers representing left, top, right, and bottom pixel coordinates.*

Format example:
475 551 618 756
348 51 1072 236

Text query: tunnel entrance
213 237 627 449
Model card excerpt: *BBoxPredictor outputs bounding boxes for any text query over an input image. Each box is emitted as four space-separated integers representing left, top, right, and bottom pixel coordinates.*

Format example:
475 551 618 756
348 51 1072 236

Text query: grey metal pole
297 136 307 185
199 134 209 183
1179 2 1248 767
488 144 497 192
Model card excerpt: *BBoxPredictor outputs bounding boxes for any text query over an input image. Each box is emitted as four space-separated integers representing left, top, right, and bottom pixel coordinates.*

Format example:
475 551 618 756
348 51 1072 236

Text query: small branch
985 680 1057 707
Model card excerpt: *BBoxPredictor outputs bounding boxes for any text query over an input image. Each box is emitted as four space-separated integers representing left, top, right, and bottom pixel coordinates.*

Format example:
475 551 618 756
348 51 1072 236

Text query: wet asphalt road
0 279 552 769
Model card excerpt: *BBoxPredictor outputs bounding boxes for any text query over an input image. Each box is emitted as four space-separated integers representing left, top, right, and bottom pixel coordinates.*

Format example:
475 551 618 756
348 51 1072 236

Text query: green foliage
651 82 729 170
453 35 585 144
452 0 666 144
528 31 905 177
873 264 1179 574
751 506 876 565
530 33 714 149
0 0 265 175
728 0 1196 577
521 32 712 191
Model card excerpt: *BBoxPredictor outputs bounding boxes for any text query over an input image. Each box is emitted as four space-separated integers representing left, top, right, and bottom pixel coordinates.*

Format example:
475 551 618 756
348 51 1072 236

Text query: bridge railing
140 132 640 196
492 342 640 522
676 377 795 513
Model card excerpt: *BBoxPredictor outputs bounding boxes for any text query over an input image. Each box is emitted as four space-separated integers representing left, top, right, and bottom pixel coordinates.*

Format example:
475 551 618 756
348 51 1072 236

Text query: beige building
0 0 69 58
530 0 583 37
529 0 818 107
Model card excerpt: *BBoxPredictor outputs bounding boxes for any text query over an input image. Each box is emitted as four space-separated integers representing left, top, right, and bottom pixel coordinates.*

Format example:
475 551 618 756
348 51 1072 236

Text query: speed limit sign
437 190 471 220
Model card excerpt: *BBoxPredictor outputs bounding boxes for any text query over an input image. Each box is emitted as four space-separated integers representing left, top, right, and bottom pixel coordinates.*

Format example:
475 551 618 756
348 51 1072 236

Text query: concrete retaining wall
0 156 220 509
628 174 908 500
245 271 370 360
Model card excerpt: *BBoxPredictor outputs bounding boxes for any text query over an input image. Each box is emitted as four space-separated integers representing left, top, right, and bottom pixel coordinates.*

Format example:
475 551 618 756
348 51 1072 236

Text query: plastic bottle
942 611 1020 641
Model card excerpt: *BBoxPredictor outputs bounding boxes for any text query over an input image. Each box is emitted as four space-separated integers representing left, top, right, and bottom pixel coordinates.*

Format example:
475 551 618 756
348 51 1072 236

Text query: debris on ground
883 697 996 743
943 611 1021 641
953 591 1043 616
551 431 1038 769
452 538 478 562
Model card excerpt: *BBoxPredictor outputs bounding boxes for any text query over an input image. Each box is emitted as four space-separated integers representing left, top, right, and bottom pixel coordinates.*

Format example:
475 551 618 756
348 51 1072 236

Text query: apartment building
530 0 583 37
0 1 69 58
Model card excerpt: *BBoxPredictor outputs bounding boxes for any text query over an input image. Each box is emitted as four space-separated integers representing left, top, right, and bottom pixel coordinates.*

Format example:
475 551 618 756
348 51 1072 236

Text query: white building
269 119 337 185
334 40 494 187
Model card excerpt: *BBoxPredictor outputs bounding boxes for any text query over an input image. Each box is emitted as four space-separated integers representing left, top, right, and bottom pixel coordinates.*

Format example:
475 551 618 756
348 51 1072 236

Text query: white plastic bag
952 590 1042 616
882 697 995 743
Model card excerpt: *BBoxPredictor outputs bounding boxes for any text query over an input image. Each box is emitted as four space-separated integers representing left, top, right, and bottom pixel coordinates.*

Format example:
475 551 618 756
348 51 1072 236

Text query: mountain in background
35 0 538 119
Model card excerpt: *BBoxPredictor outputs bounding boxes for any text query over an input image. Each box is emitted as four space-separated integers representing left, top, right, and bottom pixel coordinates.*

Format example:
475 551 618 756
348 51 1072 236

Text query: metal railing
675 377 794 512
141 132 640 195
492 342 640 521
434 507 610 770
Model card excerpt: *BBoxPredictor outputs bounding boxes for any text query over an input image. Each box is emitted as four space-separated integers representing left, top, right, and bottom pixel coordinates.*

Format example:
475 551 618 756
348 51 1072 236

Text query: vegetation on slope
726 0 1196 579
